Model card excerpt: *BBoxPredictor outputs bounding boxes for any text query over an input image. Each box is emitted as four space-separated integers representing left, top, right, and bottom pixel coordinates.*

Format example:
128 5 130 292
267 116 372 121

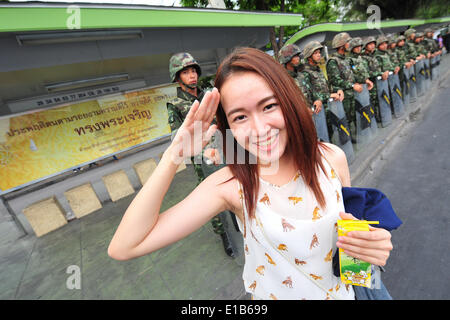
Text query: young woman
108 47 393 300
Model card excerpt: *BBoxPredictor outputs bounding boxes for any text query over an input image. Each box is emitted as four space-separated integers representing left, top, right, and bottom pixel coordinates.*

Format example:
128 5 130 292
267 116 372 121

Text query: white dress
236 157 355 300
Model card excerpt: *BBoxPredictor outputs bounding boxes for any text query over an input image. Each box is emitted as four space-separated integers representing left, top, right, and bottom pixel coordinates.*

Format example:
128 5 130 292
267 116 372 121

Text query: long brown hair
214 47 328 218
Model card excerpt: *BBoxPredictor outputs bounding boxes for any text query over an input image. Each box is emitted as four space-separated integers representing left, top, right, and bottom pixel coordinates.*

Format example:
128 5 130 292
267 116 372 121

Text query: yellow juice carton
337 220 379 288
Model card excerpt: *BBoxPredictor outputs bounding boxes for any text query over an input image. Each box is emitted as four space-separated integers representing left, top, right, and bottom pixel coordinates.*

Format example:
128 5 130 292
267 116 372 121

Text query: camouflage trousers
369 82 381 124
191 157 225 235
342 90 356 138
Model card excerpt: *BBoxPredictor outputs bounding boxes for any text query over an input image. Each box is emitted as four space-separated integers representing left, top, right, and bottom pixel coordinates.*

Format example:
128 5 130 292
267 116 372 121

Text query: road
363 78 450 299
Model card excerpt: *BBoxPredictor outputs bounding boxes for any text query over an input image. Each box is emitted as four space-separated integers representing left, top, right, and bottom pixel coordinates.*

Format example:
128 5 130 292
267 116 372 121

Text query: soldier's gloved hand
204 148 221 166
313 100 322 114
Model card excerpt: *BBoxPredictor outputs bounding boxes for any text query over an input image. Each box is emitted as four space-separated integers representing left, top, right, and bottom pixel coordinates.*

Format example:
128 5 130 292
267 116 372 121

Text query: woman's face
220 71 288 166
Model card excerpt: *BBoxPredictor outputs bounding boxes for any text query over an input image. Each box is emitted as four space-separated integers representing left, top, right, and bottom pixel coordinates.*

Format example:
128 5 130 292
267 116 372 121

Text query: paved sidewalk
1 54 448 300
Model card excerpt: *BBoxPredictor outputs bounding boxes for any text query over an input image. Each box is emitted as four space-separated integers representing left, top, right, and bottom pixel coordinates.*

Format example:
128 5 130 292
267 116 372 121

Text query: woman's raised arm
108 89 225 260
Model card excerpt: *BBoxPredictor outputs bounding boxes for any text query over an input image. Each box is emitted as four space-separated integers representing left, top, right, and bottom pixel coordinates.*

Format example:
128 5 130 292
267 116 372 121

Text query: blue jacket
341 187 402 231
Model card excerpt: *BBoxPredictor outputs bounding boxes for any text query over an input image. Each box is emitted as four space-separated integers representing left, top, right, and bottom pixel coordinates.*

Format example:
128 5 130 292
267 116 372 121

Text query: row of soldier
163 28 443 257
279 28 443 163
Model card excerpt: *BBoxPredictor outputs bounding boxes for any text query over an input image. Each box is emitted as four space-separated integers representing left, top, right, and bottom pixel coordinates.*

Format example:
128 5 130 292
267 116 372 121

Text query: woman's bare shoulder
321 142 347 163
320 142 351 186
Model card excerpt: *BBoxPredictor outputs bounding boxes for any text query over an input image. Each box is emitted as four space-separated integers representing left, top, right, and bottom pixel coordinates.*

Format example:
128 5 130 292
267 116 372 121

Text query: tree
180 0 341 58
341 0 450 20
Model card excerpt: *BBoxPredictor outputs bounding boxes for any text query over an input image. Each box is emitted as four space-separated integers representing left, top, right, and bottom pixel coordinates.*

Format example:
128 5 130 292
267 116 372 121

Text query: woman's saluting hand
169 88 220 163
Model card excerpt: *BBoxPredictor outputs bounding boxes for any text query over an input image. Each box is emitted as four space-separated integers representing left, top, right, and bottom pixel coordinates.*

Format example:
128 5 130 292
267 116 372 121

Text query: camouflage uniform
279 44 314 106
374 36 396 73
405 29 420 61
326 32 357 134
414 32 428 56
361 36 383 123
396 35 409 66
347 37 371 84
387 35 400 69
301 40 334 136
301 41 332 104
166 53 226 239
423 28 439 54
396 35 411 94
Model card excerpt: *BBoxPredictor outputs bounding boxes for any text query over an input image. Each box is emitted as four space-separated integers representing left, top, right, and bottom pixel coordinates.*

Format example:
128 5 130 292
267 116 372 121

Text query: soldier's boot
220 232 235 258
211 216 235 258
349 121 357 144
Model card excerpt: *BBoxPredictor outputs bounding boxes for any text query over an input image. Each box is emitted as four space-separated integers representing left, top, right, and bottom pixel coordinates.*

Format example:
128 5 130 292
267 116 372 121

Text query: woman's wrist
162 143 190 170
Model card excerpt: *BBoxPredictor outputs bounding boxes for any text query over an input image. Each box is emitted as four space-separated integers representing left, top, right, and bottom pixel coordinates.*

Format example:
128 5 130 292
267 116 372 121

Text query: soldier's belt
328 111 351 145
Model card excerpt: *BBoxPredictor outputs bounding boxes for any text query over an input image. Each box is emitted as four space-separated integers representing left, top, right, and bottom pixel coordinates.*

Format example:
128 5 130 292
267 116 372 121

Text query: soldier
424 28 442 58
396 35 414 95
278 44 313 108
326 32 364 141
374 35 398 76
361 36 383 123
396 35 414 69
301 40 343 139
414 32 429 58
347 37 374 91
405 28 424 62
166 52 234 257
387 35 401 71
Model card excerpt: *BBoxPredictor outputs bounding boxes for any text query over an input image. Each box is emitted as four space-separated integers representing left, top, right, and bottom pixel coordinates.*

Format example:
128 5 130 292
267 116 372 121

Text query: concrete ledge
22 197 67 237
133 158 157 186
102 170 135 202
64 183 102 218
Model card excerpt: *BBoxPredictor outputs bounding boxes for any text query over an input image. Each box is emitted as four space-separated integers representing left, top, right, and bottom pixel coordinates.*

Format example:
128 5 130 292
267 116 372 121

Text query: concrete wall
1 137 174 238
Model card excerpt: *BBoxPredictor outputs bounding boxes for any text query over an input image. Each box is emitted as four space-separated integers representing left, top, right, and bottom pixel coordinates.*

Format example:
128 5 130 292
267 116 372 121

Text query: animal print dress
236 158 355 300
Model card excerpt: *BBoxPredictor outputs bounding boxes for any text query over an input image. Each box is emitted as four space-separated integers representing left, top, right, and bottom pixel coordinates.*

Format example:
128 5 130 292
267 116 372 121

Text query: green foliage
180 0 235 8
340 0 450 20
415 0 450 18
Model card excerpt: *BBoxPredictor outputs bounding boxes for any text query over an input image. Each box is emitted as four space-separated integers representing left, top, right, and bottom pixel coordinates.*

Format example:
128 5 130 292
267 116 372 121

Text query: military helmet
424 28 434 34
387 34 397 44
302 41 323 59
404 28 416 38
332 32 351 49
363 36 376 48
348 37 363 51
169 52 202 83
415 32 424 38
396 35 406 43
376 35 389 47
278 44 302 64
